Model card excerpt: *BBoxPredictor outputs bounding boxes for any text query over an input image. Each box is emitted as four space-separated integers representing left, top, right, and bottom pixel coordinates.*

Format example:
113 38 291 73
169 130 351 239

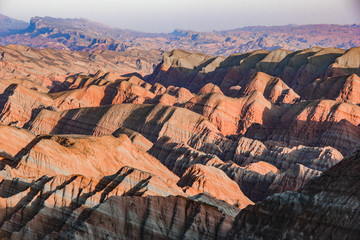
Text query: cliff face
240 72 300 104
178 164 254 208
184 91 281 135
227 149 360 240
269 99 360 155
0 174 235 239
148 47 360 100
65 195 235 240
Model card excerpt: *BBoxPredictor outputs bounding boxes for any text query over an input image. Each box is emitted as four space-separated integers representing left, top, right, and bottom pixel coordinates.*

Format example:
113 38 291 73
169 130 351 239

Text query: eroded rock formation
0 45 358 239
227 148 360 240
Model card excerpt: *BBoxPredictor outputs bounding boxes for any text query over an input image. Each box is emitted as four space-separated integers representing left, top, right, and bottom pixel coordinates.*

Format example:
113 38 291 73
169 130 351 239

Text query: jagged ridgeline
0 44 359 239
0 14 359 54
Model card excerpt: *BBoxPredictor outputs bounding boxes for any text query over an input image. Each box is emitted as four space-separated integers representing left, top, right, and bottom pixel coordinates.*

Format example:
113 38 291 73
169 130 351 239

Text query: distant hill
0 13 29 36
0 14 359 55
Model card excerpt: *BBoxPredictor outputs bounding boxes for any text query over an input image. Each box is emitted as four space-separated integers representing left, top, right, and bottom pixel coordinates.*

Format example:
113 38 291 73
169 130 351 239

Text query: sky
0 0 359 33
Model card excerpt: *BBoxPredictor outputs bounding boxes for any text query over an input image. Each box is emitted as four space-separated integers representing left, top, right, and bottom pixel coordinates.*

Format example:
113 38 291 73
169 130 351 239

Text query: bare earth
0 17 359 239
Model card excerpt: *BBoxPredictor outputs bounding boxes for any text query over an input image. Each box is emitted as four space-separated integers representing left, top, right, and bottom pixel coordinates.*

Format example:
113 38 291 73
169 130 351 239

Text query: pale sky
0 0 359 33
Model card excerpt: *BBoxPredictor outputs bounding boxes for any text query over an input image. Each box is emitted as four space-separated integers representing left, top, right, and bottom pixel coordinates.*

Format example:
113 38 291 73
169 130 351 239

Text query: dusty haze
1 0 359 32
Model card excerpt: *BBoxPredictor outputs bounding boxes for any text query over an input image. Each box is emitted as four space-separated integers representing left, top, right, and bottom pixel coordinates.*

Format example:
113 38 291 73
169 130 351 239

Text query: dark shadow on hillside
245 110 360 157
121 104 176 142
219 52 251 68
0 84 17 113
50 106 110 136
144 51 271 93
0 135 52 171
0 166 152 237
145 46 360 97
121 72 144 79
46 103 178 140
255 51 297 77
99 82 119 106
147 136 277 202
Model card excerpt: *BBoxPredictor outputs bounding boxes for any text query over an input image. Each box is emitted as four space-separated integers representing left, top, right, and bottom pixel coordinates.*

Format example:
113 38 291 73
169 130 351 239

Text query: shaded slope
228 148 360 240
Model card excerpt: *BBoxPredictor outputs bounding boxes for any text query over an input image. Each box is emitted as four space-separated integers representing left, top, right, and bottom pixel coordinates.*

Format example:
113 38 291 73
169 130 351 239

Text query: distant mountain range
0 13 359 55
0 14 28 37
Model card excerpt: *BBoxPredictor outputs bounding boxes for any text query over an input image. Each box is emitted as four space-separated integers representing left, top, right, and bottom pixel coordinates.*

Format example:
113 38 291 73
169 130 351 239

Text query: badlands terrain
0 41 359 239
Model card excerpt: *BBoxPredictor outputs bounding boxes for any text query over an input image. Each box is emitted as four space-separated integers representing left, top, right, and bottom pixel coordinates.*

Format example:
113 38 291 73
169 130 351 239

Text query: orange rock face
178 164 254 208
270 99 360 154
240 72 300 104
0 45 162 89
305 73 360 104
185 91 281 135
0 45 359 239
197 83 224 95
244 161 279 175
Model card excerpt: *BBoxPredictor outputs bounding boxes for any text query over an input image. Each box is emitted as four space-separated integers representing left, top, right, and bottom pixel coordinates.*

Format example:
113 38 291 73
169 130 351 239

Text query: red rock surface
178 164 253 208
270 99 360 154
64 195 235 240
185 91 281 135
244 161 278 175
0 45 358 239
304 73 360 104
148 47 360 101
240 72 299 104
0 45 162 89
197 83 224 95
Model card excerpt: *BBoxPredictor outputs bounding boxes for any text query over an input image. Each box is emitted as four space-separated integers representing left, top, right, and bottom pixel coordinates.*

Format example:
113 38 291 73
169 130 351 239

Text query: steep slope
0 127 238 240
228 148 360 240
0 45 162 89
327 47 360 77
0 73 191 129
232 137 343 172
178 164 254 208
0 170 183 239
185 91 281 135
0 126 180 185
25 103 227 152
304 73 360 104
0 126 221 239
0 14 28 36
149 137 339 202
148 47 360 101
197 83 224 95
148 49 214 89
293 47 346 93
269 99 360 155
0 83 55 127
240 72 299 104
254 49 293 76
62 195 235 240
